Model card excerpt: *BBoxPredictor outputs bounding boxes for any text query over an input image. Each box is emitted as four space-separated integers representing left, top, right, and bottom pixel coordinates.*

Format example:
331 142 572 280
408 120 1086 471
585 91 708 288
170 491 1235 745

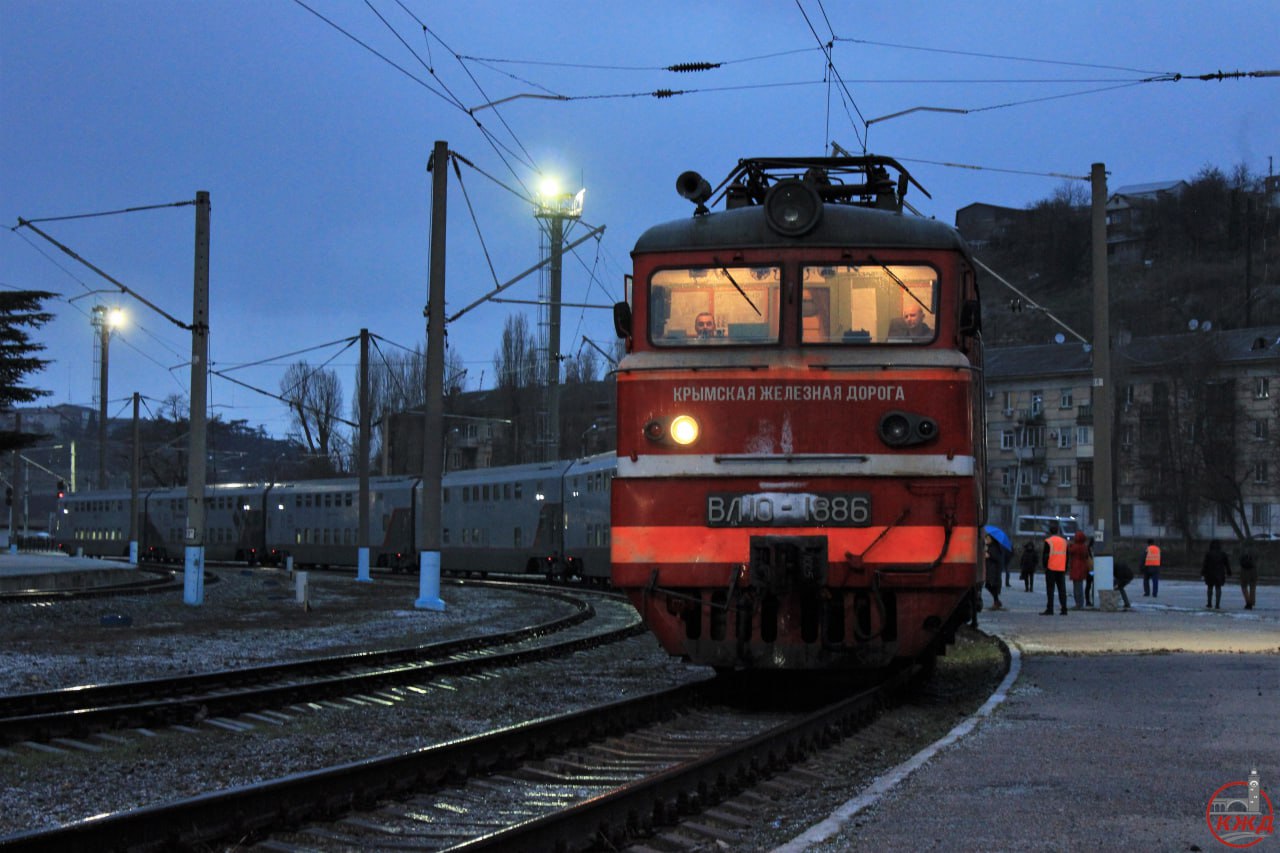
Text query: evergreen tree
0 290 56 453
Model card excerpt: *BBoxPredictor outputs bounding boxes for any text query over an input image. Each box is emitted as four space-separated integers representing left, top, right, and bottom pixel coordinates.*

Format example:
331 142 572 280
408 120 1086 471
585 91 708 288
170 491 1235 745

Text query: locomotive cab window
801 264 937 344
650 266 781 345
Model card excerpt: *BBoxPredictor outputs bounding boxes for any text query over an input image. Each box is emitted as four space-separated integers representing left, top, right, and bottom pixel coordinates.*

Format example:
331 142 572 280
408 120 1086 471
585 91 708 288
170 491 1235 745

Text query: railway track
0 668 925 852
0 581 640 747
0 565 192 603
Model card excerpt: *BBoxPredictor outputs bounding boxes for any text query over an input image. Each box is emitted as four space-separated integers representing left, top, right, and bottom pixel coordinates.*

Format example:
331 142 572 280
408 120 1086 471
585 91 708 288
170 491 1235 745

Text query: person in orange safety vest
1143 538 1162 597
1040 522 1069 615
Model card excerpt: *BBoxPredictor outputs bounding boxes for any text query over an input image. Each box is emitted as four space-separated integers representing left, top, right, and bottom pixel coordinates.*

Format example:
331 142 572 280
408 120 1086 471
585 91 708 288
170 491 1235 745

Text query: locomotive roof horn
677 171 713 215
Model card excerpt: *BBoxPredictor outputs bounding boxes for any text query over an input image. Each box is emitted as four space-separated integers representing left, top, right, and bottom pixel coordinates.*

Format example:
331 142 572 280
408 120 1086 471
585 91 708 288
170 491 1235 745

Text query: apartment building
984 325 1280 541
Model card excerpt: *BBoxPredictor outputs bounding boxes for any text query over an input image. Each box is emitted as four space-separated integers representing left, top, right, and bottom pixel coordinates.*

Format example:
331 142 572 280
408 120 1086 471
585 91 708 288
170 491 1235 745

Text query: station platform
778 579 1279 852
0 550 137 592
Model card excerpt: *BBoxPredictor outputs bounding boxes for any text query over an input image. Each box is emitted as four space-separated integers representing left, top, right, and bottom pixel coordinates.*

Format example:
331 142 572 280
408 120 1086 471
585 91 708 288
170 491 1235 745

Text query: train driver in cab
694 311 719 340
887 297 933 340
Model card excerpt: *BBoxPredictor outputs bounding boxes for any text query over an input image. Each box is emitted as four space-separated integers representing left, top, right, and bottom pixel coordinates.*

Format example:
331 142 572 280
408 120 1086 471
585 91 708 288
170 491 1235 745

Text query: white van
1015 514 1079 538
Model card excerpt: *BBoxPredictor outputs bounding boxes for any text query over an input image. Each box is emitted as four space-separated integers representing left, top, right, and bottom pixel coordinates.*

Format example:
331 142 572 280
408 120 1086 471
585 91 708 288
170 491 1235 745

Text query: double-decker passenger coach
610 155 986 672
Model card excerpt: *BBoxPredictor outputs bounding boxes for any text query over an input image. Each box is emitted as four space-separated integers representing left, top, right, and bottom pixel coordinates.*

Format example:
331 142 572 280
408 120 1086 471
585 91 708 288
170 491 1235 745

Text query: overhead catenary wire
13 217 193 331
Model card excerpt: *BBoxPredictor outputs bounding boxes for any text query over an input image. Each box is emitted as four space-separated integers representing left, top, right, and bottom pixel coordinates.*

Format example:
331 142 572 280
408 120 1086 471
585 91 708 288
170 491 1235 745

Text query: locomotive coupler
749 535 828 595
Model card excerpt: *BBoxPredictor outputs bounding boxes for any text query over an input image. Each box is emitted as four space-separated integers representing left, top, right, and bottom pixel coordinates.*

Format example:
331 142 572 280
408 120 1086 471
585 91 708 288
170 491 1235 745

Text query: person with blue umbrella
984 524 1013 588
983 526 1011 610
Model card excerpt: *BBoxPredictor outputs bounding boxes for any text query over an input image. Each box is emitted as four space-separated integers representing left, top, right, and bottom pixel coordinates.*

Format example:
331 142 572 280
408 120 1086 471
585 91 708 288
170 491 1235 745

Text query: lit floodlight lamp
538 176 561 200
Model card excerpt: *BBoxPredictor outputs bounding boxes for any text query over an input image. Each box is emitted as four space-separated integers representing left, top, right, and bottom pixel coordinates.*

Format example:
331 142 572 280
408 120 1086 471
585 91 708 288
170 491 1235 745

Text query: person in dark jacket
984 533 1006 610
1201 540 1231 609
1018 540 1037 592
1114 558 1134 610
1238 550 1258 610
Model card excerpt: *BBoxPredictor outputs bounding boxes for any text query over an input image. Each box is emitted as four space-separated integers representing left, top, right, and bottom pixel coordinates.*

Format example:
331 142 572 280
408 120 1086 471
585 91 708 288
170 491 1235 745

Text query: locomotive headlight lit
670 415 700 445
644 415 700 446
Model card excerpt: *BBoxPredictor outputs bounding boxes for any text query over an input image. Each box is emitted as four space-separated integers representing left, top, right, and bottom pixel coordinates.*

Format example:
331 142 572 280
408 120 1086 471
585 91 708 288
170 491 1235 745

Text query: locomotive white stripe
617 453 975 479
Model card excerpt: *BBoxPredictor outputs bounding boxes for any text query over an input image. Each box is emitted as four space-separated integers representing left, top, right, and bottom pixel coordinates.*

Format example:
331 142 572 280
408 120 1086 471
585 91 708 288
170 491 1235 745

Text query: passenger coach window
800 264 937 344
650 266 781 346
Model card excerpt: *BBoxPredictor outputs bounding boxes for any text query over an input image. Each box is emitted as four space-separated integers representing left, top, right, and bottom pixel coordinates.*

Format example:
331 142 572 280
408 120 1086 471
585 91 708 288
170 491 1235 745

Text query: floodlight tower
533 178 584 462
90 305 125 489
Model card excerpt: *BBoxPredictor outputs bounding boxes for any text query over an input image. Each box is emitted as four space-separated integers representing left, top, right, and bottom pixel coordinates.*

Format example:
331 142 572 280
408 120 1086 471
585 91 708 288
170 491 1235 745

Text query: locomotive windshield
801 263 937 344
649 266 781 345
648 262 937 346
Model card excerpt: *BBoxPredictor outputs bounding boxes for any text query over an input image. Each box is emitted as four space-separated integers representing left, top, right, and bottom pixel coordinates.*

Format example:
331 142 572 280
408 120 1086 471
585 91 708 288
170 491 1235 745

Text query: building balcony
1076 404 1093 425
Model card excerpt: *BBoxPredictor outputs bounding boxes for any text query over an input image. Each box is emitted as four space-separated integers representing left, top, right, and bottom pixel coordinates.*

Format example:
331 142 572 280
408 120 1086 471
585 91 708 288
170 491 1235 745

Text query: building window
1254 461 1269 484
1000 430 1015 450
1120 423 1135 449
1077 426 1093 446
1255 419 1270 440
1057 430 1072 449
1059 388 1073 408
1255 378 1271 400
1030 391 1043 416
1124 384 1135 406
1252 503 1271 528
1057 465 1072 486
1218 504 1233 524
1002 391 1015 415
1022 426 1045 447
1077 462 1093 488
1119 504 1133 526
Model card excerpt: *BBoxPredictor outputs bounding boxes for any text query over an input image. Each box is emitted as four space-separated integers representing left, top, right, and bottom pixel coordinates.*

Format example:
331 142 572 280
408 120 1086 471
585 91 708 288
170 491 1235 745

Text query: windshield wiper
713 259 762 317
865 254 929 313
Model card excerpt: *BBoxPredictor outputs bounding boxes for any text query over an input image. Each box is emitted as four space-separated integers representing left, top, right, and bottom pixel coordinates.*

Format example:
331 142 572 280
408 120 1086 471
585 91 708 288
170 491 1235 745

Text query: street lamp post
90 305 124 490
533 180 584 462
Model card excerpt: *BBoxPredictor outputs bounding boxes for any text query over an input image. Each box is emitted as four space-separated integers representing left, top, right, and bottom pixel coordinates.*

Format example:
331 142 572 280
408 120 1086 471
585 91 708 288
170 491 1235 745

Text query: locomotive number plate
706 492 871 527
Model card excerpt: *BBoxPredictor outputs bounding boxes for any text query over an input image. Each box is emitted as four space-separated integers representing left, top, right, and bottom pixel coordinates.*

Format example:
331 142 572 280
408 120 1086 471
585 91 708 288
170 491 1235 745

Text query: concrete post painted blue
183 546 204 605
285 555 293 574
129 541 139 565
357 547 371 582
415 551 445 610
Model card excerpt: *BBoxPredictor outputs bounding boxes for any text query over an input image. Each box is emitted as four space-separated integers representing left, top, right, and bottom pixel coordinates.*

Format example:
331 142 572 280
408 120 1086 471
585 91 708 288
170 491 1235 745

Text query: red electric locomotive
611 155 986 672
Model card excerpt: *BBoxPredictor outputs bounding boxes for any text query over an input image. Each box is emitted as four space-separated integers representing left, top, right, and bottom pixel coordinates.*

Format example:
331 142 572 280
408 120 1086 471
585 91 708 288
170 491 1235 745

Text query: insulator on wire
667 62 721 73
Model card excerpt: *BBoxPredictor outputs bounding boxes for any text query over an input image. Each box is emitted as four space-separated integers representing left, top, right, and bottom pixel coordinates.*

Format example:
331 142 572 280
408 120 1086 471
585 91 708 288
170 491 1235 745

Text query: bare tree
493 314 543 389
354 343 467 470
564 347 601 384
280 361 343 472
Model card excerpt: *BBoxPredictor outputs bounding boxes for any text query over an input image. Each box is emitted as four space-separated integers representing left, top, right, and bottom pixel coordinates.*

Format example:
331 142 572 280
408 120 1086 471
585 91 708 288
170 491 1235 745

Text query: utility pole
1090 163 1116 593
94 306 109 489
130 392 139 563
357 327 371 582
184 190 210 605
8 412 19 550
416 142 447 611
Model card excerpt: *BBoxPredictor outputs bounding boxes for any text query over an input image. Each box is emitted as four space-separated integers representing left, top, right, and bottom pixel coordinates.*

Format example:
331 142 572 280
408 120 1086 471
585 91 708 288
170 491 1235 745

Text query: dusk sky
3 1 1276 440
